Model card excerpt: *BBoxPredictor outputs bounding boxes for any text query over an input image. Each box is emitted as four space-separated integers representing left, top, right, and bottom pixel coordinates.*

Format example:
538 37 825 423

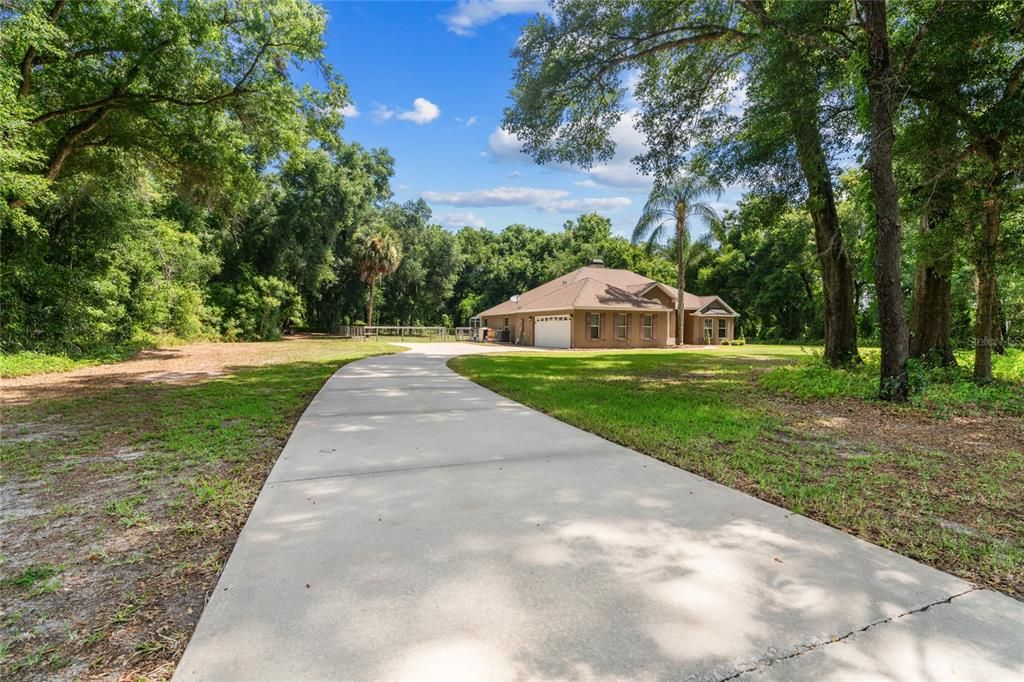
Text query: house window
503 317 509 331
703 318 713 342
615 313 627 340
718 319 728 339
589 313 600 339
642 314 653 340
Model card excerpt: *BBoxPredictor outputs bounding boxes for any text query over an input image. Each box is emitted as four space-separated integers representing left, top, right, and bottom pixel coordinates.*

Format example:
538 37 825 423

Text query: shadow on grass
0 348 391 679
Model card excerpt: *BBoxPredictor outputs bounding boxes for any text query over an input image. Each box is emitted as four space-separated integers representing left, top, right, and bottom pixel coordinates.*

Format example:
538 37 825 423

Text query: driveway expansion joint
717 587 982 680
269 447 598 486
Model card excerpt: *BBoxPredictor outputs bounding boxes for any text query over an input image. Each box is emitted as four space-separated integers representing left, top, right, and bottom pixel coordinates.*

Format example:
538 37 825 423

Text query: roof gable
476 265 735 317
695 296 739 317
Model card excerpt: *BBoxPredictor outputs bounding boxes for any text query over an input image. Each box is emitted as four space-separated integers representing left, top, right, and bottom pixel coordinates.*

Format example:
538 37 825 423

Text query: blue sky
313 1 744 237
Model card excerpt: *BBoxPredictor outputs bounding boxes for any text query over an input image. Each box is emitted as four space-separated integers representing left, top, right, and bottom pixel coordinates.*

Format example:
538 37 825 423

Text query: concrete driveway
175 343 1023 681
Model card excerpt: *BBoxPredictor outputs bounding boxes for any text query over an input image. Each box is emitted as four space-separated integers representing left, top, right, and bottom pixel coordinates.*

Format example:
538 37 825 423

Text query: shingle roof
476 265 736 318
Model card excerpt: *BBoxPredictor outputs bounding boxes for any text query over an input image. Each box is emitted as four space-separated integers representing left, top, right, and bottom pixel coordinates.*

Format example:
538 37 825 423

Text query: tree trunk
862 0 909 401
909 211 956 366
974 192 1001 380
788 97 860 366
367 276 377 327
675 206 686 345
994 282 1006 355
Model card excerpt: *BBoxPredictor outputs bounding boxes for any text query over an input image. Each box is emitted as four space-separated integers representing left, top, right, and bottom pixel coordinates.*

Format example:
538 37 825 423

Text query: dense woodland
2 0 1022 400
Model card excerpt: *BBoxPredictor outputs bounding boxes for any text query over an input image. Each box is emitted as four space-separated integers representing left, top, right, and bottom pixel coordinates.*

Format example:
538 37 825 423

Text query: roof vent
589 258 605 268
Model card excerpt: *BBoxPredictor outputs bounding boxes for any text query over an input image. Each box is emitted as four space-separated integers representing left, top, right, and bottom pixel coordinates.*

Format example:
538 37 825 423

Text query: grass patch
761 348 1024 414
103 495 149 528
0 339 395 678
0 335 178 377
0 351 105 377
451 345 1024 597
0 564 65 596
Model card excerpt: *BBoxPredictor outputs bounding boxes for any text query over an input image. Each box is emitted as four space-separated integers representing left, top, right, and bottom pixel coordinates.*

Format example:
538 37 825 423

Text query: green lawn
0 340 394 679
761 348 1024 414
450 345 1023 597
0 335 185 378
0 349 143 378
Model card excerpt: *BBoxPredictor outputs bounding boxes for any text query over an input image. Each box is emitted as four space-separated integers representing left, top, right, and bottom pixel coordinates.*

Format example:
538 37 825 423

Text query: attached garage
534 315 571 348
474 262 737 348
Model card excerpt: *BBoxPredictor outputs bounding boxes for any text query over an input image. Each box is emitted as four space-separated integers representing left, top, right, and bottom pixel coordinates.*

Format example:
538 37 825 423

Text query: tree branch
740 0 854 54
17 0 66 98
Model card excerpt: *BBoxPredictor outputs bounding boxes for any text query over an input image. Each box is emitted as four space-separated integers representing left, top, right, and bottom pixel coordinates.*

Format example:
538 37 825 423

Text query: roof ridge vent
589 258 605 267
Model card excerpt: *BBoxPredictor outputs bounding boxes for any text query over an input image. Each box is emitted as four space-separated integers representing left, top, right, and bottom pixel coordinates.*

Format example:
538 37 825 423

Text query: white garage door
534 315 571 348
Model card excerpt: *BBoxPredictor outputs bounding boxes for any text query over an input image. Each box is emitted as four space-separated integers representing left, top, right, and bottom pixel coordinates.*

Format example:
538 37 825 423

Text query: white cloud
508 171 522 178
488 127 528 161
397 97 441 124
442 0 548 36
465 115 478 127
423 186 568 207
372 98 441 125
441 211 486 229
372 103 395 122
588 163 652 190
423 185 631 214
574 179 598 188
486 111 654 191
542 197 632 213
338 103 359 118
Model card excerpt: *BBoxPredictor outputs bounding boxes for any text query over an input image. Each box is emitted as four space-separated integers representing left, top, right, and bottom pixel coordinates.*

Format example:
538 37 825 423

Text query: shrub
216 271 303 341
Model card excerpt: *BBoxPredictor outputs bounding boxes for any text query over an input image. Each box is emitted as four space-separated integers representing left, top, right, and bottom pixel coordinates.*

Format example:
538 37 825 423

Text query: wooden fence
339 325 463 341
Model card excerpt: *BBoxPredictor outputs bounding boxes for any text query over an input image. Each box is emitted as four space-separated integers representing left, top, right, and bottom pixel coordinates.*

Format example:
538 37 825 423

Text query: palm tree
353 225 402 326
632 174 722 345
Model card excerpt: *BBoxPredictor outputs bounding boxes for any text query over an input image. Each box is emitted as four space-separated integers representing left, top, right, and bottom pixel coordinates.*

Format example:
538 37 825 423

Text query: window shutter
627 313 632 339
600 313 605 339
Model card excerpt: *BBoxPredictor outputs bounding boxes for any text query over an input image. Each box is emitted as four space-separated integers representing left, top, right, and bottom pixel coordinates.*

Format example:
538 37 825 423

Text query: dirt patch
774 396 1024 461
0 335 383 404
0 338 392 679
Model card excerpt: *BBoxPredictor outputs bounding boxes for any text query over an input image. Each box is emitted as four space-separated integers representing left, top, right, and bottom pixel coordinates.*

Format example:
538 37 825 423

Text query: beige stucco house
474 261 739 348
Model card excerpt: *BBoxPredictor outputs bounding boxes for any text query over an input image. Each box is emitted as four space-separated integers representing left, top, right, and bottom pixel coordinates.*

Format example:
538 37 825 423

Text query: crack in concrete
716 587 981 680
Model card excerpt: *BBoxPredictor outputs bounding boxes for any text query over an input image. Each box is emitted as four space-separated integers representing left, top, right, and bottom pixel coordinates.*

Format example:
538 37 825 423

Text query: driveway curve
175 343 1023 681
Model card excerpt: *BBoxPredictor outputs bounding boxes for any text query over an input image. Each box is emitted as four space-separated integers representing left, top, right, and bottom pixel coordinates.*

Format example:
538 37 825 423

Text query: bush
217 271 303 341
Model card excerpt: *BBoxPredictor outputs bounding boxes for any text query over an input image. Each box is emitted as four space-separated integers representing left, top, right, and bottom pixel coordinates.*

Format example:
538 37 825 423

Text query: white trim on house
696 296 740 317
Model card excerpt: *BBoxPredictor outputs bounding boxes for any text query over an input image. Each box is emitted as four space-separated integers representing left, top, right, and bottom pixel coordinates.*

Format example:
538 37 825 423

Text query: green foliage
446 213 684 325
379 201 460 325
688 195 826 340
761 349 1024 415
633 174 722 251
217 271 302 341
1 1 394 352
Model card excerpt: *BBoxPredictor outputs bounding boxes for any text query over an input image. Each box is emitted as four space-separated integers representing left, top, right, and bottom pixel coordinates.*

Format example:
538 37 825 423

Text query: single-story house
474 260 739 348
